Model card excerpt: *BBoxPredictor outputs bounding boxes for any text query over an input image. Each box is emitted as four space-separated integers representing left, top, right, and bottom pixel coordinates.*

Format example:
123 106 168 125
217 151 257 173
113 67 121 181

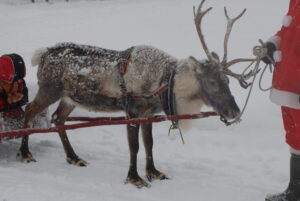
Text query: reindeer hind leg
52 99 87 166
18 84 62 163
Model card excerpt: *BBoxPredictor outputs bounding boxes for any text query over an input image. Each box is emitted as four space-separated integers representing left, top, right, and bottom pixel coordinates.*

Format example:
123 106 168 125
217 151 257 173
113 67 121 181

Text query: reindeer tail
31 48 47 66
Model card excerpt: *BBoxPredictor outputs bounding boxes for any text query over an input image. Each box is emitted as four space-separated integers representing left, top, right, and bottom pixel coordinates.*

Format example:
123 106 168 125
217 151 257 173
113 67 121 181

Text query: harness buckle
119 58 131 75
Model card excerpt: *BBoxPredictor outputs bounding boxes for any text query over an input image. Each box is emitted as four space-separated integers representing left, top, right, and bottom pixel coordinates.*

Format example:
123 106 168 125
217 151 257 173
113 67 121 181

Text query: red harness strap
0 108 24 118
119 57 131 96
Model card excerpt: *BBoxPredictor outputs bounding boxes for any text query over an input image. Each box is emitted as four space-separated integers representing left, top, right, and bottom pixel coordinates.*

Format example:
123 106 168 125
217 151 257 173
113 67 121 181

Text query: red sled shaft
0 112 218 139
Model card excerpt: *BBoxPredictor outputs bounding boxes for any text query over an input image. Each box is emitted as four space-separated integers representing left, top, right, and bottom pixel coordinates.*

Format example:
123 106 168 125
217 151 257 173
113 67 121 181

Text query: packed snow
0 0 289 201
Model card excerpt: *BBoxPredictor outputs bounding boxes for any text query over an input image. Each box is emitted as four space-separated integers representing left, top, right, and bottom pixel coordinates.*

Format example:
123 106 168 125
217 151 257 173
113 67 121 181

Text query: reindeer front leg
141 122 168 182
125 123 149 188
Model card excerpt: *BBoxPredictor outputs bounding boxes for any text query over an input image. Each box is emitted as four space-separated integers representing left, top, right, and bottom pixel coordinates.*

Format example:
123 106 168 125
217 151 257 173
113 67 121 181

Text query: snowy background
0 0 288 201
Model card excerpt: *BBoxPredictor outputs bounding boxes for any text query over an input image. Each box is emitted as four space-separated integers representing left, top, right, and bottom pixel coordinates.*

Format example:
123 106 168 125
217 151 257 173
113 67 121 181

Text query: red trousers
282 106 300 150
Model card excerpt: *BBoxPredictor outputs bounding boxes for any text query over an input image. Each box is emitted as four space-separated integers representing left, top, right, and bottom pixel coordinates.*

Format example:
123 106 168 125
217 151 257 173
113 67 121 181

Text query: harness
117 50 178 115
158 69 179 122
117 56 184 141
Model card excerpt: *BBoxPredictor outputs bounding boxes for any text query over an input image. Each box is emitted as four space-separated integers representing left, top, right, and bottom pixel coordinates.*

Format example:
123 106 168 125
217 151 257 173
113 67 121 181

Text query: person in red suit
0 54 49 141
263 0 300 200
0 54 29 135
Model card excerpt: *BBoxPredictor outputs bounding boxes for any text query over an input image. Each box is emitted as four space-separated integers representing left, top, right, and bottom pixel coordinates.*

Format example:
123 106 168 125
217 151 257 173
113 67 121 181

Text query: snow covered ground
0 0 289 201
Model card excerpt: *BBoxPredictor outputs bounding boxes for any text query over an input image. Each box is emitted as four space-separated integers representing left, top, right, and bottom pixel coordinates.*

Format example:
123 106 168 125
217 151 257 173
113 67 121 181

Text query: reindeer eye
220 75 230 84
206 80 218 88
209 81 217 86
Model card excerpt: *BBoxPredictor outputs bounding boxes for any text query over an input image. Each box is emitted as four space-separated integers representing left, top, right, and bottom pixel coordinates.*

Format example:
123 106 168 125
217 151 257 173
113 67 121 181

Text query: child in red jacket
263 0 300 200
0 54 49 140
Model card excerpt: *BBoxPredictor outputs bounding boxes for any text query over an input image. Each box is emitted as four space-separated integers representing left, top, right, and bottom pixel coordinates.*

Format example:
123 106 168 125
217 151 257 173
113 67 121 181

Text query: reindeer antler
222 67 259 88
193 1 259 88
221 7 247 65
193 0 214 62
220 7 259 88
221 7 257 69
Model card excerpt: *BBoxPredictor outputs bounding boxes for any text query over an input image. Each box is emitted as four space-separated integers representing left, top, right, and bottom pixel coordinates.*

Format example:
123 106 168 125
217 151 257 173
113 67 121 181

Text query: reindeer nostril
222 108 240 119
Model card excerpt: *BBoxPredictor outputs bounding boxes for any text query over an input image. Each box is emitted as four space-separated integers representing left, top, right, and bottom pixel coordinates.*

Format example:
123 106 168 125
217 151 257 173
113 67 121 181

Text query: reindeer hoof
146 170 169 182
66 157 88 167
125 176 151 188
16 151 37 163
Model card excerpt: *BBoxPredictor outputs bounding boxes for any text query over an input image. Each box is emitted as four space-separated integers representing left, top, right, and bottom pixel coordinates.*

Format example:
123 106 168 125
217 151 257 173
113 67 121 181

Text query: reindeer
19 0 254 187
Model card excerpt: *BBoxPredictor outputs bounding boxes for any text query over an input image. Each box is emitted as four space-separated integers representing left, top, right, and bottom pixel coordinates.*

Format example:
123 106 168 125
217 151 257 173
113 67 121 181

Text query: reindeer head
184 55 239 122
190 0 257 123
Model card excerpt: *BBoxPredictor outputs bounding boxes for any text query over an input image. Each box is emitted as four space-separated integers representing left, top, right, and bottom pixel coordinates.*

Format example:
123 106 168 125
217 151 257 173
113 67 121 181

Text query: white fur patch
290 147 300 155
176 97 204 130
173 61 204 130
78 68 92 76
282 15 292 27
174 59 200 99
270 88 300 109
267 36 281 49
273 50 282 62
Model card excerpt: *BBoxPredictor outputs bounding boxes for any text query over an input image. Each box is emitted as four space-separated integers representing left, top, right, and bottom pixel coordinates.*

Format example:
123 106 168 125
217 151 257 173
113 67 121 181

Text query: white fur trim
282 15 292 27
273 50 282 62
267 36 281 49
31 48 47 66
290 147 300 155
270 88 300 109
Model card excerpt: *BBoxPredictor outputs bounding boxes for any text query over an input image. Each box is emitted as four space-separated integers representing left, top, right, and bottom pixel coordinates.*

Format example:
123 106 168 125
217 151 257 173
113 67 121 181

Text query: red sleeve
267 0 293 47
288 0 296 13
275 30 283 38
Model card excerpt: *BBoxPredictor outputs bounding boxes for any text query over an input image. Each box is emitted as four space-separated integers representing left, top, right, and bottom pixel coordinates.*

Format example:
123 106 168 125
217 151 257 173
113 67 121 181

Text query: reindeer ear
211 52 220 62
188 56 203 74
188 56 198 65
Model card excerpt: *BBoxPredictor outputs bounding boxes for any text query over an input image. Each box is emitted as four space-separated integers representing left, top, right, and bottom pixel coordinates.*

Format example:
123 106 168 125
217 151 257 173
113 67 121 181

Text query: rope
258 63 273 91
164 69 185 144
168 123 185 144
256 39 276 92
224 59 260 125
224 40 275 126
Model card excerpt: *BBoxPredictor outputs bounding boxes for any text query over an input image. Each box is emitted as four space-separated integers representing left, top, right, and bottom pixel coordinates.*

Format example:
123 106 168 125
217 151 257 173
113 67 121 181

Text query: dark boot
266 154 300 201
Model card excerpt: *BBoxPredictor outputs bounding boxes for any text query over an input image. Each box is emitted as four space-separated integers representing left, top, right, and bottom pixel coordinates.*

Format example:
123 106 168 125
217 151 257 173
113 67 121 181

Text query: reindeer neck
174 59 200 99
